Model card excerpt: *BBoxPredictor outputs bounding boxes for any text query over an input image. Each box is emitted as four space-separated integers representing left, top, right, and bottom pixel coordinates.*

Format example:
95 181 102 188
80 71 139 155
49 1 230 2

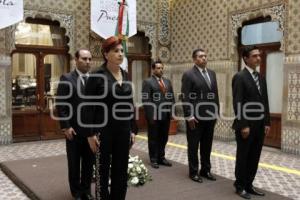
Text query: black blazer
142 75 175 121
232 68 270 130
181 65 220 120
56 70 86 136
83 64 138 137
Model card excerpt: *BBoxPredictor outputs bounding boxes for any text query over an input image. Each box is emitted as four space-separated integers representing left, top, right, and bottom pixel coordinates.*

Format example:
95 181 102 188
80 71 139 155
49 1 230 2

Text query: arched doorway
11 18 70 142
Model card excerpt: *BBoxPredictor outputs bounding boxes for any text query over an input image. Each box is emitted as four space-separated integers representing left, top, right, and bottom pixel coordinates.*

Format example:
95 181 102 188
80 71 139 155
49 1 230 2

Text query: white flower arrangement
127 155 152 186
92 155 151 186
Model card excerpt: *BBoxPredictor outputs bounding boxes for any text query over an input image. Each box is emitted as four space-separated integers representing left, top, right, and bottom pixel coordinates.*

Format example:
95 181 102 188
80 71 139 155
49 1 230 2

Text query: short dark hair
151 60 163 69
75 49 90 59
242 45 259 58
192 48 205 59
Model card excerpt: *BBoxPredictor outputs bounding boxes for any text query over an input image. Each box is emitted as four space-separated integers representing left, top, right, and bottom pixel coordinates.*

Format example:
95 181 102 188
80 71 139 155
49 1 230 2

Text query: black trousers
147 119 170 163
66 135 95 198
234 120 265 190
96 128 130 200
186 120 216 176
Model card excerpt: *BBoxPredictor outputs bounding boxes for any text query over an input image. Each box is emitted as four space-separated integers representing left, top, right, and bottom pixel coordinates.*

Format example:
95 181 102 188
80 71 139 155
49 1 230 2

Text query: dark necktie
202 69 211 89
82 75 88 86
252 71 261 94
80 75 88 95
158 78 166 94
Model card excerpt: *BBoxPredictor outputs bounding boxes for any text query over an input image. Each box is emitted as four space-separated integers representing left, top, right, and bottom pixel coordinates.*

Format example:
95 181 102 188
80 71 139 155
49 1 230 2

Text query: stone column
0 54 12 144
281 55 300 155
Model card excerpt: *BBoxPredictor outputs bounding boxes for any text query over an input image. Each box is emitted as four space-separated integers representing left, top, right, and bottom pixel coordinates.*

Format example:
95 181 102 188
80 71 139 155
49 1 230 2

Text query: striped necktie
202 69 211 89
252 71 261 94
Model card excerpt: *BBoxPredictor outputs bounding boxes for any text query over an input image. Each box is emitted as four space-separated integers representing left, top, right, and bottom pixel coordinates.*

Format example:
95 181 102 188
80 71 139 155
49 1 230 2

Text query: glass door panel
43 54 68 110
12 53 37 110
266 51 284 114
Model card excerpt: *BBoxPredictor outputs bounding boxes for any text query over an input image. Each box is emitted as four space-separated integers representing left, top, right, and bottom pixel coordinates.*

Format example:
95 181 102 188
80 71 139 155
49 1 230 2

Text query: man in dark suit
232 45 270 199
142 60 175 168
181 48 219 183
56 49 94 200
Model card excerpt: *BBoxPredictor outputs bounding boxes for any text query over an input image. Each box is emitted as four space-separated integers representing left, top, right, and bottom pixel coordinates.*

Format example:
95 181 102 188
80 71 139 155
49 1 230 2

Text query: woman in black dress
85 36 137 200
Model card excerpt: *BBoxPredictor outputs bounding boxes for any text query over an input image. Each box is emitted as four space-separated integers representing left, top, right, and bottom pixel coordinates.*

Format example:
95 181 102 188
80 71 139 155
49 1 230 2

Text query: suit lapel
151 75 161 91
70 70 79 89
243 68 261 96
193 65 211 90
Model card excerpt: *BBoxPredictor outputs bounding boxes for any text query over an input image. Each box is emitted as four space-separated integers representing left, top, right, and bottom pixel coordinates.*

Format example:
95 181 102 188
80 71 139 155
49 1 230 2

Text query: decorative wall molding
158 0 171 46
282 63 300 122
285 54 300 64
169 60 237 79
229 2 286 59
281 61 300 155
158 46 171 62
6 8 75 55
208 60 238 72
282 127 300 155
0 55 11 118
137 21 158 60
89 32 103 59
214 119 235 141
0 120 12 145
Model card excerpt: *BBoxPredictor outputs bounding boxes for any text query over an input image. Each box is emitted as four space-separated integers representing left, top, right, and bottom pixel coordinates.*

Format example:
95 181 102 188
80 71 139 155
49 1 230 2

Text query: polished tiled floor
0 132 299 200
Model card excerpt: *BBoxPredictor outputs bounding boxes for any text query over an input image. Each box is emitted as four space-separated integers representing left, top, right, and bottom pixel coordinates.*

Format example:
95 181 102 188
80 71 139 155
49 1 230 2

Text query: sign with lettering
0 0 23 29
91 0 136 39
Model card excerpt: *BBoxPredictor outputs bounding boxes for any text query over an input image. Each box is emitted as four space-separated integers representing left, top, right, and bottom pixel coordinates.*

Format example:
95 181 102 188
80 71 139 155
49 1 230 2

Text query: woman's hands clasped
88 135 100 153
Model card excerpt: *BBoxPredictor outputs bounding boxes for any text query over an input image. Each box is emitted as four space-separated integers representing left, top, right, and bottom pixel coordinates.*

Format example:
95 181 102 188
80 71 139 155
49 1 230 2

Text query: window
15 22 67 47
12 53 37 109
241 21 283 45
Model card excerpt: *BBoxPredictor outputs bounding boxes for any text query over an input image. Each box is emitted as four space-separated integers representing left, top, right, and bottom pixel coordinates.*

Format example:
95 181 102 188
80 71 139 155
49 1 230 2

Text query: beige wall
0 30 5 54
286 0 300 54
137 0 158 23
171 0 300 62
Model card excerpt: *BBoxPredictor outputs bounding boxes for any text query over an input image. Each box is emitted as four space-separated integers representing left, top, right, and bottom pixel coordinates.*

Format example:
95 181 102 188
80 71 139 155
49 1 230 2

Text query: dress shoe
200 172 216 181
246 187 265 196
151 162 159 168
81 193 94 200
189 175 203 183
236 189 251 199
158 159 172 167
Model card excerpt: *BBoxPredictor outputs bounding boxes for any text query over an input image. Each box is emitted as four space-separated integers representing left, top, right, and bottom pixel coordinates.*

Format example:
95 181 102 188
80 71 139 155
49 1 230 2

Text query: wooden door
40 53 69 140
11 47 69 142
258 44 282 148
12 52 41 142
11 19 70 142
